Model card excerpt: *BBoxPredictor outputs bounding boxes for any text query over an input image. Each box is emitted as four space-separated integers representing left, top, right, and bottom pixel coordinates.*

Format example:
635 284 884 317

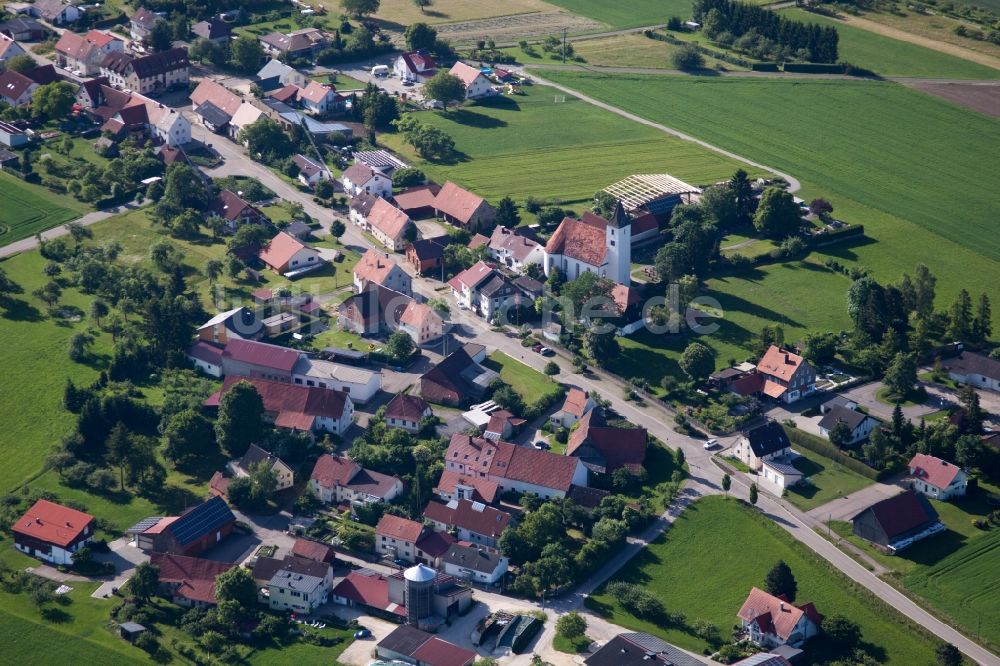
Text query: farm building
604 173 701 216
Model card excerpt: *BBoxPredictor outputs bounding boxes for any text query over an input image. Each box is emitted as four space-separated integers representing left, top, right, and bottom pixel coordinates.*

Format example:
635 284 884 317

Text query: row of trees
695 0 840 62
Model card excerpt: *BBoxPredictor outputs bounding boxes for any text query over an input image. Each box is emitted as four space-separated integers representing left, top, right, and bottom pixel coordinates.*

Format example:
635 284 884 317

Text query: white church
543 201 632 285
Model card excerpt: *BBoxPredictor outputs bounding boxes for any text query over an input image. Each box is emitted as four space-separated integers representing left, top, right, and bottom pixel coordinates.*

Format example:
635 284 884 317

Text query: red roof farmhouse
13 499 95 565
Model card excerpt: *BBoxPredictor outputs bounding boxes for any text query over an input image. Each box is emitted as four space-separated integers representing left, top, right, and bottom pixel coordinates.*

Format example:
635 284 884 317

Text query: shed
119 622 147 642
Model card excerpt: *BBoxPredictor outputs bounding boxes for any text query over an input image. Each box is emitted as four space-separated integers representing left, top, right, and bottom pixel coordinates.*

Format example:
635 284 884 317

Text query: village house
292 537 338 564
543 202 632 285
191 17 230 44
298 80 344 115
309 453 403 506
149 553 233 607
399 301 444 346
130 496 236 556
733 421 792 472
384 393 433 433
551 387 596 428
394 49 437 82
256 59 307 91
210 189 267 230
349 191 378 228
189 79 243 132
354 248 413 296
737 587 821 649
376 625 476 666
74 81 189 146
355 149 408 175
448 261 518 323
487 226 543 273
445 434 588 499
375 514 455 567
228 443 294 491
216 338 381 402
259 27 326 60
100 47 189 96
405 236 446 276
55 29 123 76
30 0 82 25
851 490 943 552
228 101 265 141
337 282 411 336
334 569 473 627
208 375 355 436
907 453 968 499
419 347 498 406
817 404 878 445
292 153 331 188
252 555 333 612
733 346 816 404
129 7 160 42
0 34 25 63
433 181 496 232
585 633 707 666
258 231 324 276
1 17 48 42
366 198 414 252
12 499 94 565
448 61 493 99
434 470 500 505
941 351 1000 392
483 409 525 441
423 499 511 549
196 306 264 346
341 162 392 199
566 408 647 475
441 543 508 586
0 69 36 106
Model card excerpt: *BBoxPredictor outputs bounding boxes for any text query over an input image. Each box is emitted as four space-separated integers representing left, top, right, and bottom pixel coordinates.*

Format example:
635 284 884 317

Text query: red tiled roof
342 161 378 186
566 409 646 472
385 393 431 422
150 553 233 605
399 301 441 332
908 453 962 490
411 636 476 666
292 538 336 563
270 83 300 103
448 61 485 88
433 181 487 226
354 248 403 287
187 341 223 366
489 226 540 262
209 471 229 498
12 500 93 548
86 29 116 47
0 70 35 102
757 345 806 383
631 212 659 235
545 217 607 267
310 453 360 488
393 183 441 213
423 499 510 539
415 530 456 558
376 513 424 543
332 571 405 615
611 283 641 314
222 338 300 372
559 388 591 417
434 470 499 504
214 375 349 426
367 197 411 241
467 233 489 249
299 80 336 104
445 434 581 493
190 79 242 116
210 189 257 222
259 231 312 270
730 373 765 397
859 490 939 539
399 50 437 75
450 260 495 292
738 587 820 643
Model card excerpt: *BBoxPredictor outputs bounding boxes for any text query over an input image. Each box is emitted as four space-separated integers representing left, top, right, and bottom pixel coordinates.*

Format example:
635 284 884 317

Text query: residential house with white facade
309 454 403 506
908 453 968 500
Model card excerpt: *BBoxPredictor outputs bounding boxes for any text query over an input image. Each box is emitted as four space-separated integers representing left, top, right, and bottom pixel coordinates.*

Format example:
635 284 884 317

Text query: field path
836 13 1000 72
0 208 121 259
523 68 803 192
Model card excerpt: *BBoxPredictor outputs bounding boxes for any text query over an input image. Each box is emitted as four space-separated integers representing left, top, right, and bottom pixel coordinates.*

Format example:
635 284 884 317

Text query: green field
483 350 562 405
781 8 1000 79
540 73 1000 327
0 172 88 244
379 85 764 209
785 446 875 511
587 496 939 663
544 0 692 28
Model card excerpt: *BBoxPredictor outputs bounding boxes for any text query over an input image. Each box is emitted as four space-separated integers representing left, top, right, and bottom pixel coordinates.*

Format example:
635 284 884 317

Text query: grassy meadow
781 8 1000 79
586 496 941 663
483 350 563 405
785 446 875 512
380 85 765 210
540 73 1000 327
0 172 88 244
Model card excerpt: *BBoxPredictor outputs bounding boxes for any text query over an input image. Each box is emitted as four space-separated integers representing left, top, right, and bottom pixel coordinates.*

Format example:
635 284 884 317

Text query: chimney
780 602 786 611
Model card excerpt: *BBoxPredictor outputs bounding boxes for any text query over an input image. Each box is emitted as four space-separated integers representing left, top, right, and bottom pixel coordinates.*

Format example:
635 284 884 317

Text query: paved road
837 380 940 422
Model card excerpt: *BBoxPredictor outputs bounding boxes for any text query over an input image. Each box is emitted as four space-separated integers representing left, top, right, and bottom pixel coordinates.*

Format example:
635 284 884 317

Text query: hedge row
783 62 849 73
808 224 865 248
782 425 881 481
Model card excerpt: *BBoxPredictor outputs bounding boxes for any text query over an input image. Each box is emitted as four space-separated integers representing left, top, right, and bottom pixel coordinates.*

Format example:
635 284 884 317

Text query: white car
703 439 719 450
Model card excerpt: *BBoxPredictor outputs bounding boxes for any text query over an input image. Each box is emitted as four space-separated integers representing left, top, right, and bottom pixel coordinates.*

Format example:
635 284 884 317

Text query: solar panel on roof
169 497 235 545
126 517 163 534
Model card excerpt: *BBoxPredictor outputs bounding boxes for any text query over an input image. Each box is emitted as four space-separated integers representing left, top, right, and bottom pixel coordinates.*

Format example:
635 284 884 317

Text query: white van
371 65 389 77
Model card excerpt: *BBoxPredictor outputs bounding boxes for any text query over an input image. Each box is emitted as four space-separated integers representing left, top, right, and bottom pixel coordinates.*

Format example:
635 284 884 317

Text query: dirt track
435 11 603 44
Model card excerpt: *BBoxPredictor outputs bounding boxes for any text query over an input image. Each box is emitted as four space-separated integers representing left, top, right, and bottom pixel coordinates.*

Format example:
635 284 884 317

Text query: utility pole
562 28 568 64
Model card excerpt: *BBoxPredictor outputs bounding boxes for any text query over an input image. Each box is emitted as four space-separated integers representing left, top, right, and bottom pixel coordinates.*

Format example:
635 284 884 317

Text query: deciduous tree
422 71 466 110
680 342 714 381
215 380 265 456
405 21 436 49
753 186 801 238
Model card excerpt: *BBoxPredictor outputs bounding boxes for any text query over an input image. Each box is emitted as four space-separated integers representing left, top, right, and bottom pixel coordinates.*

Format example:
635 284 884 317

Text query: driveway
836 381 938 422
806 476 907 523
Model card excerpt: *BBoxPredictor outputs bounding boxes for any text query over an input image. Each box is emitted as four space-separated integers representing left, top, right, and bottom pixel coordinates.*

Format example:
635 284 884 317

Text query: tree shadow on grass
149 484 203 515
1 298 44 322
442 108 508 129
814 235 878 263
40 607 72 623
899 529 966 567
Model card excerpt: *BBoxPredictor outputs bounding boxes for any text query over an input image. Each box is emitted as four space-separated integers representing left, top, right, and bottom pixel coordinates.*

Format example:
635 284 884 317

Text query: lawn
0 172 88 244
785 446 875 512
379 85 764 210
586 496 940 663
553 633 593 653
781 8 1000 79
483 350 562 405
540 72 1000 330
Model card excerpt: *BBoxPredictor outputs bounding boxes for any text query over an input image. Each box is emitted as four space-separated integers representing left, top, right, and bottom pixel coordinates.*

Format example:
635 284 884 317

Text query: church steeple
608 200 631 229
